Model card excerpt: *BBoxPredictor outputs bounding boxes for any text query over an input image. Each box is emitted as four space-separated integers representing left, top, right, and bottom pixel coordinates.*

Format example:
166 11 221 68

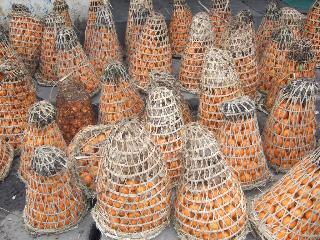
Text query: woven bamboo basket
263 80 318 173
280 7 305 40
218 96 271 190
178 12 214 94
55 26 100 95
256 1 281 63
266 39 316 110
9 4 44 75
199 47 242 134
0 138 14 181
259 27 294 93
68 124 112 198
19 101 67 183
92 119 171 239
145 83 184 186
88 4 122 78
222 10 258 99
209 0 232 48
168 0 193 58
125 0 153 62
174 123 248 240
129 12 172 91
52 0 72 27
35 13 65 86
99 61 144 125
84 0 108 54
304 0 320 67
56 78 96 144
23 146 87 234
0 61 36 151
250 147 320 240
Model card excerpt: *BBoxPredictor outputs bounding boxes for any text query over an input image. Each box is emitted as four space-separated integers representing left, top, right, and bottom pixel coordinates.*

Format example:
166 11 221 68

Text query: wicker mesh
280 7 305 40
0 61 36 151
35 13 65 86
222 10 258 99
259 27 294 93
129 12 172 91
99 61 144 125
92 119 171 239
178 12 214 94
56 78 96 144
168 0 193 58
125 0 153 62
145 84 184 186
56 26 100 95
23 146 87 234
0 138 14 181
218 96 271 190
250 148 320 240
84 0 108 54
263 80 318 173
209 0 232 48
68 125 112 198
9 4 44 75
52 0 72 27
19 101 66 182
174 123 248 240
266 39 316 110
199 47 243 134
88 4 122 78
256 1 282 62
304 0 320 67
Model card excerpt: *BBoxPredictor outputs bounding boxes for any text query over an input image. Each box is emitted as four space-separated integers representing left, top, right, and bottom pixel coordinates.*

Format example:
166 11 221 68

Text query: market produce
168 0 192 58
99 61 143 125
250 147 320 240
179 12 214 94
55 26 100 95
266 39 316 110
35 13 65 86
56 78 96 144
263 80 318 172
280 7 305 40
199 47 242 134
0 138 14 181
92 120 171 239
129 12 172 91
68 125 111 198
0 61 36 151
219 96 271 190
175 123 248 240
52 0 72 27
19 101 66 182
259 27 293 93
23 146 87 234
9 3 44 75
88 4 122 78
209 0 232 48
145 82 184 185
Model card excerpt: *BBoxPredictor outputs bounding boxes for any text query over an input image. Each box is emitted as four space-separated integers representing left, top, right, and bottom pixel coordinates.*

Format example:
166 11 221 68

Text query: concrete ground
0 0 319 240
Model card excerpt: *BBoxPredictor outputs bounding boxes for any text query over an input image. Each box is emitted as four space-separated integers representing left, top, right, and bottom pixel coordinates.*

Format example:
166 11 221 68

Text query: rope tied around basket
220 96 256 121
101 61 130 84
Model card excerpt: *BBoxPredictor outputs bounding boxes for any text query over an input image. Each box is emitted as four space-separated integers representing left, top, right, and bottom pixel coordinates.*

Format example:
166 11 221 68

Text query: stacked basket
52 0 72 27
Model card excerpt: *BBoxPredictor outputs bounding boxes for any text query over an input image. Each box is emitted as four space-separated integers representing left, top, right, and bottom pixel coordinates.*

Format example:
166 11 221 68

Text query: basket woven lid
271 27 293 50
265 1 282 20
45 12 65 28
28 101 56 128
281 79 319 101
95 4 114 28
11 3 31 14
57 76 90 102
288 39 315 63
220 96 255 120
56 27 78 51
101 61 130 84
31 146 67 177
280 7 305 23
53 0 70 12
189 12 214 42
201 47 239 88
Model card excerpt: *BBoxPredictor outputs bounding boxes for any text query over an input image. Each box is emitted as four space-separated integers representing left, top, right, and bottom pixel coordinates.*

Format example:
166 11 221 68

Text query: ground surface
0 0 319 240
